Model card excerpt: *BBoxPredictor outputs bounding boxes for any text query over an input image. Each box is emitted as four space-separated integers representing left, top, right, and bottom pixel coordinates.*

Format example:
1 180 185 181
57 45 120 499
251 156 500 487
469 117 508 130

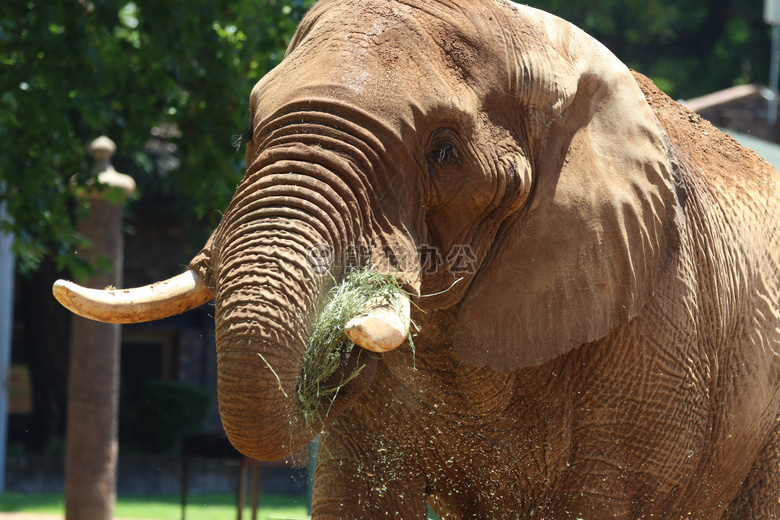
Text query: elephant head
54 0 682 461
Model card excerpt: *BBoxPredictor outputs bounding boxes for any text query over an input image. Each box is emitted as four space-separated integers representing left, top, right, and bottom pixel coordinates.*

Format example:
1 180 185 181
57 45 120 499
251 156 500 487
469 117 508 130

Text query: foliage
297 268 408 428
135 379 212 453
526 0 771 99
0 0 313 274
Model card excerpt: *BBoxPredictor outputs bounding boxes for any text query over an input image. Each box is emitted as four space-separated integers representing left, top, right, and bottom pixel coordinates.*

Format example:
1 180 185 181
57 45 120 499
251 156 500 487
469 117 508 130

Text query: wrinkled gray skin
83 0 780 517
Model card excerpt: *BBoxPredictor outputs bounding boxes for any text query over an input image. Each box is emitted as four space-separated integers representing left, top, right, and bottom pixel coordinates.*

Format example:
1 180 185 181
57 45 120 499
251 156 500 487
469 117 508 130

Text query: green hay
297 267 410 428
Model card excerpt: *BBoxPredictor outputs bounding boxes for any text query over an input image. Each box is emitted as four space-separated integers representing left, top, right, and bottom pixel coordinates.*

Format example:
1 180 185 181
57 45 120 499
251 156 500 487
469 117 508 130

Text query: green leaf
0 0 315 276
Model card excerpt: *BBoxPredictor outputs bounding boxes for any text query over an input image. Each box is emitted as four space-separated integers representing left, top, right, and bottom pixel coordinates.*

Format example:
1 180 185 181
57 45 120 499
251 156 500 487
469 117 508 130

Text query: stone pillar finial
88 135 117 160
86 136 136 197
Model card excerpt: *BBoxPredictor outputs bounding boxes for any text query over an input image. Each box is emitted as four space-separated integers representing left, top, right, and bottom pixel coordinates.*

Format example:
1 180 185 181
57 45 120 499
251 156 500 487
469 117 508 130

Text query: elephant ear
453 6 684 371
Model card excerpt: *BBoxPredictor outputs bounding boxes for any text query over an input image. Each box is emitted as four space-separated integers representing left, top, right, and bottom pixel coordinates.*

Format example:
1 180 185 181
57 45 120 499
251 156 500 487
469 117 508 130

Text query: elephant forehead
250 0 506 124
294 0 495 56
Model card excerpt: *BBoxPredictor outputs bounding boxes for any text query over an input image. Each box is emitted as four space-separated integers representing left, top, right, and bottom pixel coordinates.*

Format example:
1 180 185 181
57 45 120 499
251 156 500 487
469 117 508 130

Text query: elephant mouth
295 267 411 426
297 343 379 428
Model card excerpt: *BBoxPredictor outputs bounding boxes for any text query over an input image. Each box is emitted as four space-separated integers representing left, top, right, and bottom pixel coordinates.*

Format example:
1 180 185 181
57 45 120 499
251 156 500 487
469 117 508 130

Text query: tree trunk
64 197 123 520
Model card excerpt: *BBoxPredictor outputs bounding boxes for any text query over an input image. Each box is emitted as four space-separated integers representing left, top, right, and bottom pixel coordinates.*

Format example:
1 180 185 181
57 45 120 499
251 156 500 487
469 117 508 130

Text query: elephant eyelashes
429 139 459 165
232 127 254 153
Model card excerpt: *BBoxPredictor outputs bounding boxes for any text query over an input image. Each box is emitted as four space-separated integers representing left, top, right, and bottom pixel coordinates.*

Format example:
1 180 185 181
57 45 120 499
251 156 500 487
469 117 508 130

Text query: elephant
53 0 780 518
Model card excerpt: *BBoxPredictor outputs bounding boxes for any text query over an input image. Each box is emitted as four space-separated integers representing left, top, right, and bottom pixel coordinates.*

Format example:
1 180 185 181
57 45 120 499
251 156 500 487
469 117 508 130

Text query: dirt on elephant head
631 71 776 192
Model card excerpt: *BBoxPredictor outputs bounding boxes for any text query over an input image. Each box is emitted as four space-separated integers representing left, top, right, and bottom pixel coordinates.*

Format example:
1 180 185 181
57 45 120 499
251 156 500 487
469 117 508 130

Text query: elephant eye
428 139 459 165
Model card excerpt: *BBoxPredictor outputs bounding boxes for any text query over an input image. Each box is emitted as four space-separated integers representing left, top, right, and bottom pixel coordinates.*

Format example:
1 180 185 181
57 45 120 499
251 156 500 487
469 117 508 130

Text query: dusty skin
53 0 780 518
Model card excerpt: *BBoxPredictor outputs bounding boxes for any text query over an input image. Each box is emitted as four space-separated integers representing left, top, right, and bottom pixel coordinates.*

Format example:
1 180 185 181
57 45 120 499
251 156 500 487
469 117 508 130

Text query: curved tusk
344 293 411 353
52 269 214 324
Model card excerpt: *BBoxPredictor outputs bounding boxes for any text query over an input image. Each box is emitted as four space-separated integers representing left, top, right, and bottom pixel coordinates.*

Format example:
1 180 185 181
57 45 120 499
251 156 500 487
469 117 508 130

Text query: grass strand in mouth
297 267 409 428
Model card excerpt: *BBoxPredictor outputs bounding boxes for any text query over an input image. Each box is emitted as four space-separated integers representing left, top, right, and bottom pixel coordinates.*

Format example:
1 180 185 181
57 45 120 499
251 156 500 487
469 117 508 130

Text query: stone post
64 137 135 520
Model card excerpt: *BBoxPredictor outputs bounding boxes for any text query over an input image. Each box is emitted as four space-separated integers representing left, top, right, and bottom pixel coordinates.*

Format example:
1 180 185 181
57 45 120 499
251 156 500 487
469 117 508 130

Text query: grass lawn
0 492 310 520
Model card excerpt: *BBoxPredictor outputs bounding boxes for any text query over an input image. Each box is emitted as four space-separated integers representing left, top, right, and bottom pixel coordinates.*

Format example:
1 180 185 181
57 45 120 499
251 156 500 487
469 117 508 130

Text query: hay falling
297 267 409 428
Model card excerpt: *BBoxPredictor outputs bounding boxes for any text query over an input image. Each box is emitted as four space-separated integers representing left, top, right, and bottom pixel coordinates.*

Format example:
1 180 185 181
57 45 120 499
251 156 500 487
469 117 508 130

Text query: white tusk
344 293 411 353
52 269 214 324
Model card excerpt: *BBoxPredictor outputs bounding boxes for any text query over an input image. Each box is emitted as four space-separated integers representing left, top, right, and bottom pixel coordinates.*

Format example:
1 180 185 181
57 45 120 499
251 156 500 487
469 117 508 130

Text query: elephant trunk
51 110 418 460
206 140 387 460
213 229 328 459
